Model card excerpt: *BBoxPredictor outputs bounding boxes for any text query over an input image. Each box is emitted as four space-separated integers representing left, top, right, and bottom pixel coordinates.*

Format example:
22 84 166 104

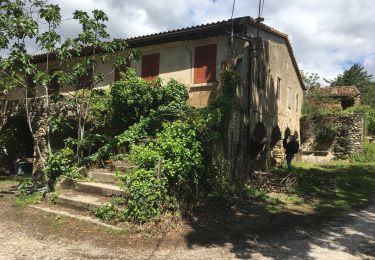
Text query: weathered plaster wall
132 36 232 108
245 27 304 167
210 26 304 181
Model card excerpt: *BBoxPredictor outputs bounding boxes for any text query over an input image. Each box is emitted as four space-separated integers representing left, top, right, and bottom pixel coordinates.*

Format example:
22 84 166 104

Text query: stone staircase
31 166 132 229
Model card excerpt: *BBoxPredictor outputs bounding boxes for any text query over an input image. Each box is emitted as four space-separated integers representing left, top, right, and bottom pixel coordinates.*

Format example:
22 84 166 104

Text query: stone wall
300 113 364 161
0 98 71 174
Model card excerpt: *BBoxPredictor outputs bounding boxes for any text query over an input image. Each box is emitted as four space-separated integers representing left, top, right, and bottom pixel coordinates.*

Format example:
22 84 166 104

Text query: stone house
322 86 360 109
0 16 304 174
301 86 363 162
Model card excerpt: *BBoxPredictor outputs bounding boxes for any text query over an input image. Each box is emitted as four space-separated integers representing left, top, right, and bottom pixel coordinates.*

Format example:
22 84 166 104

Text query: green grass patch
292 161 375 214
15 192 43 207
351 143 375 163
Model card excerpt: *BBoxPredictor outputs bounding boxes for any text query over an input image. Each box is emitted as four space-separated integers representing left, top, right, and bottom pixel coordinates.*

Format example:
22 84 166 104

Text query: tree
300 70 321 90
0 0 48 170
0 1 139 174
330 63 375 107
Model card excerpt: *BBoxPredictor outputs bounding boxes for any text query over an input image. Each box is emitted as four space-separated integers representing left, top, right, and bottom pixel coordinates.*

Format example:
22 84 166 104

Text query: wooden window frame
194 44 217 84
141 53 160 80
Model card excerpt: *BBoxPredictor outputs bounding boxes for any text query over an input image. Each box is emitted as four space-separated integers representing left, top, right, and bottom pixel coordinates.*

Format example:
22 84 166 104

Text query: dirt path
0 191 374 259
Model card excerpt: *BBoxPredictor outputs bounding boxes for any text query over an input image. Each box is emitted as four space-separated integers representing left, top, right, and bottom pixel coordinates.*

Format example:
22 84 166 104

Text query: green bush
351 143 375 163
121 121 203 222
157 120 203 194
44 148 80 190
110 69 189 134
110 69 160 133
130 143 160 169
84 70 190 164
131 121 203 195
121 169 167 223
95 204 119 221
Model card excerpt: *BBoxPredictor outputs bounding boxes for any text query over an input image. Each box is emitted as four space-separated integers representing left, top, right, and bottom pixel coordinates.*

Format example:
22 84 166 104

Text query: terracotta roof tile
322 86 360 97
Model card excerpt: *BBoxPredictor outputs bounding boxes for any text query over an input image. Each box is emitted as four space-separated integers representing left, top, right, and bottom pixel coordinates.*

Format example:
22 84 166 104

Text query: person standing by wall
283 135 299 172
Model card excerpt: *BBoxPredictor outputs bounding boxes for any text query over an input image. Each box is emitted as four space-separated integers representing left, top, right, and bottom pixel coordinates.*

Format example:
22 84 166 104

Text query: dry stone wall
300 113 364 160
0 98 72 174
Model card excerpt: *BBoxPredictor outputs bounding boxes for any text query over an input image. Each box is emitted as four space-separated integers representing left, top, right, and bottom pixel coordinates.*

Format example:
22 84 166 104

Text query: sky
48 0 375 83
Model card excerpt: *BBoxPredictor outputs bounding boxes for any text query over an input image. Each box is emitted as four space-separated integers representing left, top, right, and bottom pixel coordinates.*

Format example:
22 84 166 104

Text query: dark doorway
0 116 34 173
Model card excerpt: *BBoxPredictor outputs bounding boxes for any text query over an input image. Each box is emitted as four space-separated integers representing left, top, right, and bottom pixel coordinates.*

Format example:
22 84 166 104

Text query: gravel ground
0 192 374 259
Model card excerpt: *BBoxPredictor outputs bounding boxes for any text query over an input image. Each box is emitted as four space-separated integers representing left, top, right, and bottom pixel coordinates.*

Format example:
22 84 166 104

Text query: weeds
15 192 42 207
351 143 375 163
95 204 120 221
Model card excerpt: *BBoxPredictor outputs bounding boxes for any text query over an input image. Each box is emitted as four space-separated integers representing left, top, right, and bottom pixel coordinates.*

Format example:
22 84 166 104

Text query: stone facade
300 113 364 162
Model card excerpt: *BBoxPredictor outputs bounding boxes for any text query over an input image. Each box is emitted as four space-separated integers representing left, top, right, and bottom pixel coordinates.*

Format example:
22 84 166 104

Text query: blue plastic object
14 161 30 175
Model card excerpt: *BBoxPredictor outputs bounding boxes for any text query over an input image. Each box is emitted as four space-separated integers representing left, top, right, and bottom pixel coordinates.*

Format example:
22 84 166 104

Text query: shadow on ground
182 164 375 259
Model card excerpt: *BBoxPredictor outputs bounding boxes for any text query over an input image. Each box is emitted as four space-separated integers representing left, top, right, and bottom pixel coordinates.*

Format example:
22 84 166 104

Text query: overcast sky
49 0 375 83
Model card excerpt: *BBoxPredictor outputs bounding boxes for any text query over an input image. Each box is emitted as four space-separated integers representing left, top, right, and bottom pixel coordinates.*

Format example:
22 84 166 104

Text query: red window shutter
194 44 217 84
141 53 160 80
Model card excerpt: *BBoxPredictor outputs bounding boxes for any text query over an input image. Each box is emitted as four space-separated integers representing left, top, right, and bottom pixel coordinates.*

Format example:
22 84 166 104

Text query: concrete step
102 161 135 173
29 203 122 231
87 170 120 184
75 181 124 197
53 190 110 212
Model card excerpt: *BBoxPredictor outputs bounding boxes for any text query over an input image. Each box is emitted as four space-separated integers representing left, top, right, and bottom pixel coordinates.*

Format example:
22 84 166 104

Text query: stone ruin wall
300 113 364 161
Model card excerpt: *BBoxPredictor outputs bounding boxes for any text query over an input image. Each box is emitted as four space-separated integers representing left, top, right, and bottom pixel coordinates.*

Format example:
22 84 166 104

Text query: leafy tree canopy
300 70 321 90
330 63 375 107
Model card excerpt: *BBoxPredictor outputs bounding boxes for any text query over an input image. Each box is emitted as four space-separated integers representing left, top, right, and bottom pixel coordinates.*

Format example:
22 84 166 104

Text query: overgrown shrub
121 169 167 223
130 120 203 197
302 88 338 117
85 70 190 164
314 122 341 150
44 148 80 190
191 70 238 195
110 69 189 135
157 120 203 194
121 120 203 222
95 204 120 221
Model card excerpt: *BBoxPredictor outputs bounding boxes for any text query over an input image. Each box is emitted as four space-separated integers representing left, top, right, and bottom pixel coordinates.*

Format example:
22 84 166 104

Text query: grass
0 176 43 207
269 161 375 216
15 192 43 207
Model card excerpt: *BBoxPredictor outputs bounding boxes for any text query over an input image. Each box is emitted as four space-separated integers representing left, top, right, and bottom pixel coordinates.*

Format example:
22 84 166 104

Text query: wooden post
156 158 163 180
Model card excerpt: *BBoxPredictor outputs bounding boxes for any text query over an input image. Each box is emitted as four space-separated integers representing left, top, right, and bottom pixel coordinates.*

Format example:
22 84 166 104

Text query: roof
32 16 305 89
322 86 360 97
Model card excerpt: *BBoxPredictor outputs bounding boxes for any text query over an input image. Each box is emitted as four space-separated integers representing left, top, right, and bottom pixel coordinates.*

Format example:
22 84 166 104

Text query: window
194 44 217 84
287 86 292 109
276 77 281 100
141 53 160 80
